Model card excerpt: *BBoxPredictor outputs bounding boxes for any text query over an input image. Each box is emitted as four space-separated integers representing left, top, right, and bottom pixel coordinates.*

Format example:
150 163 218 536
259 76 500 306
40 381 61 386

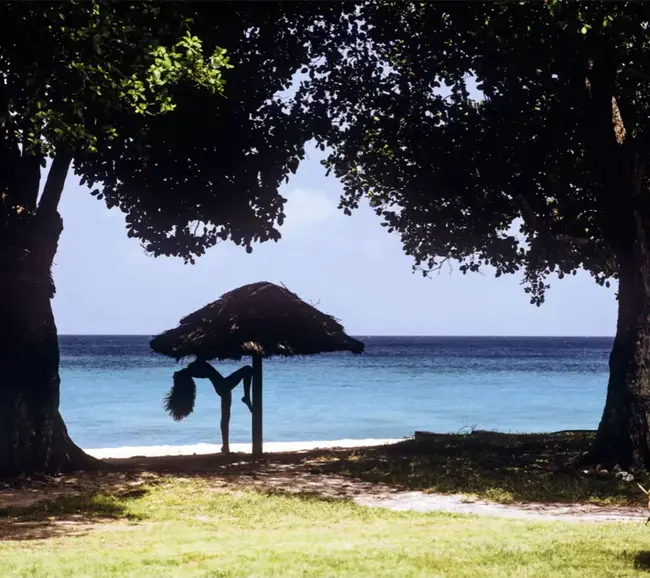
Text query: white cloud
281 188 337 234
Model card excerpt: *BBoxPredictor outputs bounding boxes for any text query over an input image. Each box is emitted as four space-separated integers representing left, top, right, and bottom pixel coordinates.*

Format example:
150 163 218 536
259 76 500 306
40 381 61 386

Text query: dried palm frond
150 281 364 361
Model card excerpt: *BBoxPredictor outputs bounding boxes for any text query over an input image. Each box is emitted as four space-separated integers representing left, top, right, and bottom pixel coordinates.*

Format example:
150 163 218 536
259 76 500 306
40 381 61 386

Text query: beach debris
615 471 634 483
414 431 442 444
636 483 650 525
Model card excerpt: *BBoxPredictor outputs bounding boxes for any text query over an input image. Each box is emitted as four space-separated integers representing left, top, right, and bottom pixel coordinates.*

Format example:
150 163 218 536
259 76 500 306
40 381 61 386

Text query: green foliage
1 1 229 159
74 4 345 261
1 3 349 261
302 1 650 304
7 1 647 293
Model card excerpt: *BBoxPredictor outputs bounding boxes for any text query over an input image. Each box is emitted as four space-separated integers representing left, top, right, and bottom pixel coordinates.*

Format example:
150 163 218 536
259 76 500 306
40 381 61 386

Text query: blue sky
53 144 617 336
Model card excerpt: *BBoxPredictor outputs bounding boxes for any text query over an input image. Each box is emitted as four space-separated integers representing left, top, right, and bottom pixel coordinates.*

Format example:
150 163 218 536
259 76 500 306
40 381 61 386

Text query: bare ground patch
2 433 650 540
0 518 145 541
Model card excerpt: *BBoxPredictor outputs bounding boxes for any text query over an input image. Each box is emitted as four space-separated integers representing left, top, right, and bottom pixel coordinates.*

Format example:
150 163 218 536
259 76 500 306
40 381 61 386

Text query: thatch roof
150 281 364 360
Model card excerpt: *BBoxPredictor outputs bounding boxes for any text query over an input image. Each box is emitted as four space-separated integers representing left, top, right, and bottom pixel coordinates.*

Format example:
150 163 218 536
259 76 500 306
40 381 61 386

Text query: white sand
85 438 404 460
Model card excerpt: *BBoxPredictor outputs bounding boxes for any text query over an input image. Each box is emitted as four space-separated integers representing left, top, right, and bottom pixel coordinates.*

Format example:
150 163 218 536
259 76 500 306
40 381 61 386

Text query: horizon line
59 333 616 339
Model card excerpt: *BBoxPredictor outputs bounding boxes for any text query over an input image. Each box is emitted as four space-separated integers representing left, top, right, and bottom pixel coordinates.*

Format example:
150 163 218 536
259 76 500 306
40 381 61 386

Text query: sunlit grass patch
1 477 650 577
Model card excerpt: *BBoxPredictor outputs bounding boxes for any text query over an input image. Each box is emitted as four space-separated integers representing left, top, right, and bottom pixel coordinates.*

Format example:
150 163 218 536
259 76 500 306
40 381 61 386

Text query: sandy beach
85 438 404 459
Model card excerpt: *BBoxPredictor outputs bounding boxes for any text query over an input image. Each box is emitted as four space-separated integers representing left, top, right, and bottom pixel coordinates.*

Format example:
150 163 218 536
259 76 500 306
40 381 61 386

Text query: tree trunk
591 238 650 470
0 209 99 475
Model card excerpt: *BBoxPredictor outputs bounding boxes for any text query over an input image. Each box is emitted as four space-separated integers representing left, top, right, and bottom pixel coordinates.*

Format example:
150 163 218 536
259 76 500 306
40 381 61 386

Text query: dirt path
126 451 644 523
354 490 644 522
221 467 645 523
1 447 647 528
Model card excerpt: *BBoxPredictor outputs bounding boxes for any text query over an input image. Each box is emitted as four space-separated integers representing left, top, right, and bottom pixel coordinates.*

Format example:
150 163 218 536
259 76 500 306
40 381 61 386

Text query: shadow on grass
1 429 645 537
0 487 148 541
258 487 346 504
108 448 322 474
307 431 649 506
634 551 650 571
102 431 650 506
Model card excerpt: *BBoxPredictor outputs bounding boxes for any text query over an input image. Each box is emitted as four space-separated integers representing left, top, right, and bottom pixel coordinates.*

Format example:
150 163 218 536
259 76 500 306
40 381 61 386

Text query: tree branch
16 154 42 210
516 193 541 231
36 150 72 217
553 234 592 246
0 75 25 205
516 194 592 246
624 66 650 82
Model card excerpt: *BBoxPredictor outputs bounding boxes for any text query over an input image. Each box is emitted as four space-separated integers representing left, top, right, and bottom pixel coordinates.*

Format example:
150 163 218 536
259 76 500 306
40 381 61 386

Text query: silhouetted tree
305 1 650 468
11 0 642 474
0 1 340 474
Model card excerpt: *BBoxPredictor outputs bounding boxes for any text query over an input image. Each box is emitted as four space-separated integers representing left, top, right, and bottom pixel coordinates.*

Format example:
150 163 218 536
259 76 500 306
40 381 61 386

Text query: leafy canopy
302 1 649 304
73 3 356 262
0 1 229 165
0 0 234 280
9 0 637 292
2 2 352 264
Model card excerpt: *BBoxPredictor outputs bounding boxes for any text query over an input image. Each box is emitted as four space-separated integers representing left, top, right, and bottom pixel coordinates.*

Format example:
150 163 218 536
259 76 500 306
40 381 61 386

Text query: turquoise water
59 335 612 449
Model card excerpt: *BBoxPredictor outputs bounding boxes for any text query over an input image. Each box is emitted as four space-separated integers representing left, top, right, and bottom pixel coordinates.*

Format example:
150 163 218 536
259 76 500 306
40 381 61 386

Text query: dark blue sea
59 335 612 449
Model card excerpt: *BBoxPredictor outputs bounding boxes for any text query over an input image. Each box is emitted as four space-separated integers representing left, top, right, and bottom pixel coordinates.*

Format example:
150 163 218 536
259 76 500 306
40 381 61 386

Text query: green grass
309 431 650 505
2 478 650 577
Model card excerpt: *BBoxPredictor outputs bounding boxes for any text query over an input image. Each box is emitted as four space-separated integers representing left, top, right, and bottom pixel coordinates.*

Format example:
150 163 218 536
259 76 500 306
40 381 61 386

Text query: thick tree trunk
591 242 650 470
0 208 99 475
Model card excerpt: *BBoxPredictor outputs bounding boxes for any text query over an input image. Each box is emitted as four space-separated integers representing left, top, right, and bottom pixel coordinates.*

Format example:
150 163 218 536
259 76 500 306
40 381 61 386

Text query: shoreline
85 438 404 459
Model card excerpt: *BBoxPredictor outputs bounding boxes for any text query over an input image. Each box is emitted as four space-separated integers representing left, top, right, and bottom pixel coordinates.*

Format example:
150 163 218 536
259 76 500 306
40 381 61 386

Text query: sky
53 144 617 336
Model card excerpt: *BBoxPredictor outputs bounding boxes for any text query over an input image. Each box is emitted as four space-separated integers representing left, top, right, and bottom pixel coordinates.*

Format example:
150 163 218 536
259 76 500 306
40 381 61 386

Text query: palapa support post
252 354 263 457
220 390 231 454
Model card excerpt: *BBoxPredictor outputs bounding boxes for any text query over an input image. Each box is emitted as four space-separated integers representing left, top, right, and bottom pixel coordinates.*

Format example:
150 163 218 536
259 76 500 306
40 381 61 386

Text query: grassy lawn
312 430 650 505
1 478 650 577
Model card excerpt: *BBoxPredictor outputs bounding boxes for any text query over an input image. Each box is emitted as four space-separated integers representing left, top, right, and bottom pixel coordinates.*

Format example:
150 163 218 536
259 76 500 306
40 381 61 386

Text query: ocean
59 335 612 450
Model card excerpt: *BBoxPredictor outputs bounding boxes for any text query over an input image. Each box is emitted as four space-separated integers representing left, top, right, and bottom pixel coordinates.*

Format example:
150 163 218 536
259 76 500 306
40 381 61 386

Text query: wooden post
220 391 231 454
252 354 263 457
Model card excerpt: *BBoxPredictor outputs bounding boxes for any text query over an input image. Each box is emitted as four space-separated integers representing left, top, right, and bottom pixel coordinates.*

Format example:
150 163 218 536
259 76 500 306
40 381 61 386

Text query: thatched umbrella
150 281 364 456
